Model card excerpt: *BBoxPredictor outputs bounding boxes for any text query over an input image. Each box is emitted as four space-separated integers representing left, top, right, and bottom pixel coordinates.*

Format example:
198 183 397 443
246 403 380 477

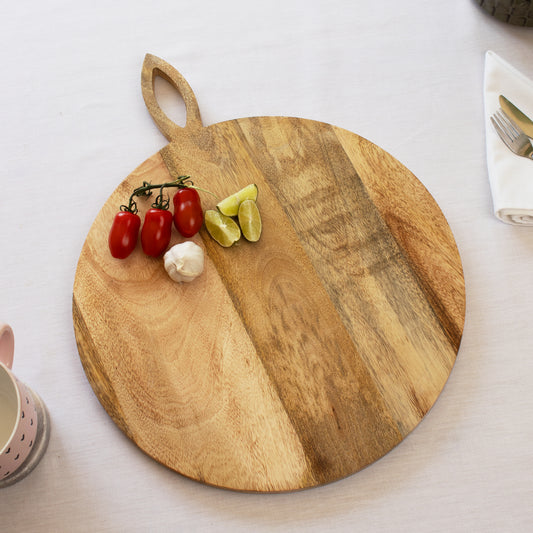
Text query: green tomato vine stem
119 175 219 214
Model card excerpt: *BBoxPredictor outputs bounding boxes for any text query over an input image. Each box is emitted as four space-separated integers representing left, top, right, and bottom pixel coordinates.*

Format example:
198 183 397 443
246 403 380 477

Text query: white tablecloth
1 1 532 531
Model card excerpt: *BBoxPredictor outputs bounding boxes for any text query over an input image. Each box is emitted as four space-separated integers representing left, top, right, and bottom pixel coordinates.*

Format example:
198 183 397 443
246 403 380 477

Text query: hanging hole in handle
141 54 203 142
153 75 187 129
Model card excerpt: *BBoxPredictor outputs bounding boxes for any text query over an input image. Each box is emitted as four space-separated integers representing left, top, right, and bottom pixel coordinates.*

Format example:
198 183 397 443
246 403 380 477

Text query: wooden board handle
141 54 203 141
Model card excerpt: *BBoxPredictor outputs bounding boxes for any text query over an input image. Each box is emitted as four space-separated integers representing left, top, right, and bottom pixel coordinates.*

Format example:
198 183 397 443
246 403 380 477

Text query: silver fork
490 109 533 160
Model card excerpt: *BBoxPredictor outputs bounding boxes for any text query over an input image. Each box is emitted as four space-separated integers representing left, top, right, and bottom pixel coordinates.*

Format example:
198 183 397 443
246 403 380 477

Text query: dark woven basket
476 0 533 26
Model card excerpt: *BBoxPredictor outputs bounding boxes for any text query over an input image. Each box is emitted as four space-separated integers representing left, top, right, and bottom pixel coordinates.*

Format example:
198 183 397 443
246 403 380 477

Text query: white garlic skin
164 241 204 283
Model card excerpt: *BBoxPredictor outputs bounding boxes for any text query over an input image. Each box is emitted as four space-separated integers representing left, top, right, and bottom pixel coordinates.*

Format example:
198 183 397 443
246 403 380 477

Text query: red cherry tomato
173 188 203 238
108 211 141 259
141 208 173 257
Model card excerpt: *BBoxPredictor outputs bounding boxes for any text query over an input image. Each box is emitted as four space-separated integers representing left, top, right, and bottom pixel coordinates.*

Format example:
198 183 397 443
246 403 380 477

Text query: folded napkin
484 51 533 225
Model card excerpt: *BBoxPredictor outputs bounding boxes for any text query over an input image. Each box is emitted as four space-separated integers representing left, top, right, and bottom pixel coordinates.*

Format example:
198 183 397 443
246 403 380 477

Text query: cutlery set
491 95 533 160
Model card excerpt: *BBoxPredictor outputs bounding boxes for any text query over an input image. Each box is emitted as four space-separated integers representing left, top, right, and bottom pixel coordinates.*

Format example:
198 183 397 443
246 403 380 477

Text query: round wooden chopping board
72 55 465 492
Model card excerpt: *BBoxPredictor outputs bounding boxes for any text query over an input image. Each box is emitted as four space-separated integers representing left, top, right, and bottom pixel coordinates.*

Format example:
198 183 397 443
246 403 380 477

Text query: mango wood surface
72 55 465 492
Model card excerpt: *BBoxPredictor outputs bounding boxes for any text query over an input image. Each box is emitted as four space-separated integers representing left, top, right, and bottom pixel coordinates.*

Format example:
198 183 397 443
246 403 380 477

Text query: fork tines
490 108 533 160
491 109 521 141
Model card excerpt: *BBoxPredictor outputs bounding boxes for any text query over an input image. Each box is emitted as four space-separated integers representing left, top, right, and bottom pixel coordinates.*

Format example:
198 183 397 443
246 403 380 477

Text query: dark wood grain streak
236 117 461 436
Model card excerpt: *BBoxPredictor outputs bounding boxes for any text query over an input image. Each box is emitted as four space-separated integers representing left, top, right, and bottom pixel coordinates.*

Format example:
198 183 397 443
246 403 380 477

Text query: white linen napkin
484 51 533 225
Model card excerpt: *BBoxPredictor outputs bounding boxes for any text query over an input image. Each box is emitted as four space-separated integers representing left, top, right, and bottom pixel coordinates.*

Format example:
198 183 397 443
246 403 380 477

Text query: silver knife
499 95 533 138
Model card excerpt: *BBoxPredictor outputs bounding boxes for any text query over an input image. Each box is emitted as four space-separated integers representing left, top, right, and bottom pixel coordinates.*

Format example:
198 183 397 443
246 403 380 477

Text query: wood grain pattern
72 55 465 492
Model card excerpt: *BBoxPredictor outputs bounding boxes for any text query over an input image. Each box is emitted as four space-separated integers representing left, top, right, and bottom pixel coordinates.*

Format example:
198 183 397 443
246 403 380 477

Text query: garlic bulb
163 241 204 283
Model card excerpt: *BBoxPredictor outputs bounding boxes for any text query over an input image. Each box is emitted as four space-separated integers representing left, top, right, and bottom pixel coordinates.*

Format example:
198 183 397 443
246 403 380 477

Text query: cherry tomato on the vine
108 211 141 259
173 188 203 238
141 208 173 257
